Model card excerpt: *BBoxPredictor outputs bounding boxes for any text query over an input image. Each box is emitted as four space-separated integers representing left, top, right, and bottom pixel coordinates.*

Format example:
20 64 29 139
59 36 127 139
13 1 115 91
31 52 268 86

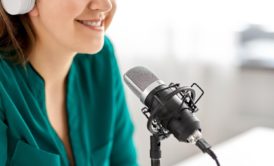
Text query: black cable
207 148 220 166
196 138 220 166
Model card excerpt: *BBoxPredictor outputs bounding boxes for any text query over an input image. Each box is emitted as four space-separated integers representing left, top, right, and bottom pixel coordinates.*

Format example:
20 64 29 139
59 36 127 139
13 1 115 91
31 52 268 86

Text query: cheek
38 0 84 21
104 0 116 31
59 0 86 19
37 0 83 37
34 0 105 53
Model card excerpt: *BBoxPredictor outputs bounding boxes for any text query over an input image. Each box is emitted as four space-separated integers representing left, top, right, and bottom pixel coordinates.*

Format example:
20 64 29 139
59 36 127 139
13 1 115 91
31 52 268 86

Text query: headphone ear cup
1 0 35 15
21 0 35 14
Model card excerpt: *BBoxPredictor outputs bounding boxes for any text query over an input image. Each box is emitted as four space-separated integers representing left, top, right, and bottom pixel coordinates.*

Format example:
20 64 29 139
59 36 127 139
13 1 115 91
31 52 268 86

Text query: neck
28 40 77 86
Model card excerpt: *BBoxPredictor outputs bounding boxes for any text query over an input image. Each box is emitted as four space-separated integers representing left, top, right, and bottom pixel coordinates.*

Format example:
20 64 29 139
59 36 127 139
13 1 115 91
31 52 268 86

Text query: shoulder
0 53 28 104
0 55 13 116
0 55 16 83
0 53 26 84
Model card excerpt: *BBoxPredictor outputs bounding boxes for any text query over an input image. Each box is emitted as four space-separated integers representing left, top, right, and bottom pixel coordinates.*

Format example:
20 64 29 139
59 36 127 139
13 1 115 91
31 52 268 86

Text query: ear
28 4 39 17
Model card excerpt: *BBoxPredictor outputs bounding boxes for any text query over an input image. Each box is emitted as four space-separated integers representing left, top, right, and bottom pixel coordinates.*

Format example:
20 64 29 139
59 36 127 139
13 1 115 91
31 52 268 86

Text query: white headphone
1 0 35 15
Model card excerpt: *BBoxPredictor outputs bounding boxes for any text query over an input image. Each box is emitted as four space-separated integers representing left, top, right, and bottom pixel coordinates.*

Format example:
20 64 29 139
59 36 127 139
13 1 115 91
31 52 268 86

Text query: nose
88 0 112 13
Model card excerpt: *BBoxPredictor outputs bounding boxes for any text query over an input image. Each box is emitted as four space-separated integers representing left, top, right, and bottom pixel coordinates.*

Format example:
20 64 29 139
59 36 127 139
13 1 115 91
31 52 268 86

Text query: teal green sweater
0 37 138 166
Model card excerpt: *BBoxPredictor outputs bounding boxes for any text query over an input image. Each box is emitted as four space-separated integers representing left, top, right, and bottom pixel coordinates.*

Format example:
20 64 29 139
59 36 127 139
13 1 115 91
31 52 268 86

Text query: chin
77 39 104 54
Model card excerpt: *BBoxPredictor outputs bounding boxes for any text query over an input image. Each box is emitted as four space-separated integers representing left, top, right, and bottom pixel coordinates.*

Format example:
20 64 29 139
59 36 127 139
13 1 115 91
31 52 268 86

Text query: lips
77 20 102 26
76 19 104 31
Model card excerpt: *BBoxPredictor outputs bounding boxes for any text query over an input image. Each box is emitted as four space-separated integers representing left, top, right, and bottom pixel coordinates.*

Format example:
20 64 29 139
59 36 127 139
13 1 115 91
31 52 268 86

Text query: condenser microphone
123 66 220 166
123 66 202 143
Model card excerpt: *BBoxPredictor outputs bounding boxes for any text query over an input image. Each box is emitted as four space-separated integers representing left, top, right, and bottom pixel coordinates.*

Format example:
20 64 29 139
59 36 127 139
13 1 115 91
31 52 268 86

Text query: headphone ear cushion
1 0 35 15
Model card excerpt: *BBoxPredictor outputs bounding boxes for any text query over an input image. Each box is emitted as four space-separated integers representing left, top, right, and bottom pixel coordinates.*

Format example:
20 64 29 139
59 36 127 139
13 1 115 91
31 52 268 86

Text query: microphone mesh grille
124 66 159 91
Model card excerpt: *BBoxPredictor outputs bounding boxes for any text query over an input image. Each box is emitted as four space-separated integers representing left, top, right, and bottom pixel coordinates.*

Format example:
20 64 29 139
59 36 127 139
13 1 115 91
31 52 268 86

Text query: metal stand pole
150 135 161 166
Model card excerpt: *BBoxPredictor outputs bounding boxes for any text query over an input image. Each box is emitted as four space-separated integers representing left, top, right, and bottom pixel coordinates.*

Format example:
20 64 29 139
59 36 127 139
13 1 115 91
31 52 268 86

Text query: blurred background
106 0 274 165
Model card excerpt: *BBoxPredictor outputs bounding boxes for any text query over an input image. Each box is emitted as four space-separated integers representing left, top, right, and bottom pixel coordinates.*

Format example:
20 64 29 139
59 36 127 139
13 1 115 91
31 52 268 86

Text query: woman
0 0 138 165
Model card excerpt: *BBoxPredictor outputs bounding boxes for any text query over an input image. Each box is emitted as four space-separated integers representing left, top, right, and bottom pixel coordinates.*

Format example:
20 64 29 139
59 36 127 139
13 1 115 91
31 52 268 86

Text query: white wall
106 0 274 165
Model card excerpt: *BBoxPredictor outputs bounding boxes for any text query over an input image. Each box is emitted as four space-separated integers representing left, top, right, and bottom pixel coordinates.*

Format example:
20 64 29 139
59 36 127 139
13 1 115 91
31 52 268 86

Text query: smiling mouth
76 19 104 31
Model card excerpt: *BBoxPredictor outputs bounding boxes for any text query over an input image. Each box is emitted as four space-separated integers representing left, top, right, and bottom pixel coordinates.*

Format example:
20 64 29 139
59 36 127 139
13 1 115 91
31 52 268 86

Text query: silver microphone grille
123 66 165 103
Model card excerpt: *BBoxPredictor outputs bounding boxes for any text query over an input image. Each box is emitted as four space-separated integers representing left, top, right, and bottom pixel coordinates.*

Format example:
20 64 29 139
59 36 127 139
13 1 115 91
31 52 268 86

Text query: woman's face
29 0 116 54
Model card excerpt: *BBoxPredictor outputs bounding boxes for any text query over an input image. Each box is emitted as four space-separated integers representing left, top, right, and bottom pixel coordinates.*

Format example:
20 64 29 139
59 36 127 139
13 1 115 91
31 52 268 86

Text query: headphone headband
1 0 35 15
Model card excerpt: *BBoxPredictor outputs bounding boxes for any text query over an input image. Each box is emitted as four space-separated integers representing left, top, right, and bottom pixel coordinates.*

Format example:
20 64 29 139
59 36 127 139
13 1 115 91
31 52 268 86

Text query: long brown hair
0 2 36 64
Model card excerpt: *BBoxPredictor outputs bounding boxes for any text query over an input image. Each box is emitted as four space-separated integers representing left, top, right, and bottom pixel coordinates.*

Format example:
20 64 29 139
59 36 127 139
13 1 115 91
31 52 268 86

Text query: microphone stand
150 135 161 166
141 107 170 166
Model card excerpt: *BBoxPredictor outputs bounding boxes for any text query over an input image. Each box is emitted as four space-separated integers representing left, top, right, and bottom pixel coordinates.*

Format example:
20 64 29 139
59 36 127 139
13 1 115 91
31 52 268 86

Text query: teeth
79 20 101 27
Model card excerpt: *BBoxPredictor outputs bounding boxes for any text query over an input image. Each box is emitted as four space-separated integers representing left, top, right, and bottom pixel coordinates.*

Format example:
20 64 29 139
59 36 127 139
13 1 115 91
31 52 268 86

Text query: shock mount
141 83 204 166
